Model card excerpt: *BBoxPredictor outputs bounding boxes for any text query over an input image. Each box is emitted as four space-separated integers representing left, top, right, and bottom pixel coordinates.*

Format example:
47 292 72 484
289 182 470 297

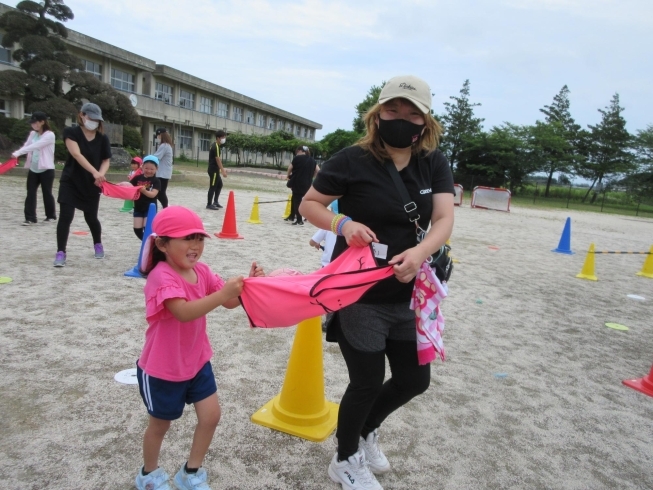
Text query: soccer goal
471 186 511 212
453 184 464 206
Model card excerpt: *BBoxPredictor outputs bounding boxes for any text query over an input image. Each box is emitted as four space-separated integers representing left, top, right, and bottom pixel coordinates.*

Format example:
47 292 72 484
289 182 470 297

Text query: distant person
153 128 173 208
130 155 160 240
286 145 317 226
12 111 57 225
128 156 143 180
207 130 227 210
54 102 111 267
134 206 264 490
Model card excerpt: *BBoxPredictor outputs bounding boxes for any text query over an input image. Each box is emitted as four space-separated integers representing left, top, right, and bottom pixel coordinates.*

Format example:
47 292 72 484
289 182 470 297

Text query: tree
439 79 484 172
353 83 384 134
319 129 360 158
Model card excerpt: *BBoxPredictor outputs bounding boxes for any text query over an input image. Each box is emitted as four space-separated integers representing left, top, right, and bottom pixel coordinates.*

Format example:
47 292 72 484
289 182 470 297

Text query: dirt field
1 169 652 490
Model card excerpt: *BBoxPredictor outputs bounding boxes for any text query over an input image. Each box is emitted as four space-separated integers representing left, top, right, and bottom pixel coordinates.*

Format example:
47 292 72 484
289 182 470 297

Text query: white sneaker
135 467 172 490
173 465 211 490
328 450 383 490
359 429 390 474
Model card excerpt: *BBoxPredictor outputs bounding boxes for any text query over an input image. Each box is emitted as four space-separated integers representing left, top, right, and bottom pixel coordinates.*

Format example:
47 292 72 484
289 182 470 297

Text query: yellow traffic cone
246 196 263 224
282 194 292 219
251 316 339 442
446 239 460 263
576 243 598 281
636 245 653 279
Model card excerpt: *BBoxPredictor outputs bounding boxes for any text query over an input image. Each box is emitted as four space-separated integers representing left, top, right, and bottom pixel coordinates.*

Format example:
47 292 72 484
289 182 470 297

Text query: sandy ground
1 169 653 490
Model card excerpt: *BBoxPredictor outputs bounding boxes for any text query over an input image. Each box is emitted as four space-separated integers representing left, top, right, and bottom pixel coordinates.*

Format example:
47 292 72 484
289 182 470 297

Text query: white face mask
220 138 226 145
84 119 99 131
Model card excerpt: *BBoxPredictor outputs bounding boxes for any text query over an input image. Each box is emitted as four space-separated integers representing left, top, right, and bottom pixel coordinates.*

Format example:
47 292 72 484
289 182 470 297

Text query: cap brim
167 229 211 238
378 95 430 114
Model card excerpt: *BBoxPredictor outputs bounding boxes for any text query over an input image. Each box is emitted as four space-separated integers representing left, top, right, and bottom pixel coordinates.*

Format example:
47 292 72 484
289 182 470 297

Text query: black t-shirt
208 143 221 173
130 174 161 213
312 145 454 304
60 126 112 201
289 154 317 194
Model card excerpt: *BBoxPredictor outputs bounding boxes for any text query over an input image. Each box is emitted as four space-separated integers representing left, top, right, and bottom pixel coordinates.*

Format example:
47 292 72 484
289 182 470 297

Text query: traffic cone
636 246 653 279
576 243 598 281
124 203 156 278
623 364 653 397
552 217 574 254
251 316 339 442
282 194 292 218
246 196 263 224
446 239 460 263
119 200 134 212
216 190 244 239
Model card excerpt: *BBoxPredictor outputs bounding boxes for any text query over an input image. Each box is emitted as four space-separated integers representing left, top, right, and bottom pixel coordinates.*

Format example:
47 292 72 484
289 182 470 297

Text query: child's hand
249 261 265 277
222 276 244 298
309 239 321 250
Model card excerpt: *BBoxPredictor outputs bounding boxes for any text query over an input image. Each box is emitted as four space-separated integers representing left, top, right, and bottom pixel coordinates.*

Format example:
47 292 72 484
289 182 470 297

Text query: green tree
353 83 384 134
439 79 484 172
319 129 360 158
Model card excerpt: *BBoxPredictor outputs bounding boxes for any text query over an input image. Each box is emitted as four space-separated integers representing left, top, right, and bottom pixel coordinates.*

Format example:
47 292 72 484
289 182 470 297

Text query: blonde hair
76 112 104 134
356 102 442 162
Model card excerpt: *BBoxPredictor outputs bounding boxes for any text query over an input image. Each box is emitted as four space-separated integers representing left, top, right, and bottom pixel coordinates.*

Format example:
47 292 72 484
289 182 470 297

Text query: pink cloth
100 181 141 200
0 158 18 175
138 261 225 381
410 262 447 365
240 245 394 328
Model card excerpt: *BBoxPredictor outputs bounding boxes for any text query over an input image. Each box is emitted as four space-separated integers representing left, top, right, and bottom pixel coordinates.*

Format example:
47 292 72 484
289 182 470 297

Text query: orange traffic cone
251 316 339 442
623 364 653 397
215 190 244 239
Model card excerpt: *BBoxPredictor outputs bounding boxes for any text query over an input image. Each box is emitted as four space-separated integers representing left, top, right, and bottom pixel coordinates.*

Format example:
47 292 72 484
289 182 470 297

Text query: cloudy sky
64 0 651 139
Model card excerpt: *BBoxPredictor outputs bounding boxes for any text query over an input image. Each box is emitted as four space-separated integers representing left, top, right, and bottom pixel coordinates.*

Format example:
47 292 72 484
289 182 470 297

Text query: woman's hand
221 169 227 178
93 172 106 187
249 261 265 277
388 246 430 283
341 221 378 248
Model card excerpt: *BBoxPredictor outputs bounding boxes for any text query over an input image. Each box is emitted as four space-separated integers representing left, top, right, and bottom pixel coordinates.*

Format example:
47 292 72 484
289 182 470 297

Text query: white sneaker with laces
173 465 211 490
135 467 172 490
328 450 383 490
359 429 390 474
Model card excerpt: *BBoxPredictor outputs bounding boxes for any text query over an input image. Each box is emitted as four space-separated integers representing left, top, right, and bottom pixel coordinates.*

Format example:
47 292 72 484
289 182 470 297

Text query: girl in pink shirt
134 205 264 490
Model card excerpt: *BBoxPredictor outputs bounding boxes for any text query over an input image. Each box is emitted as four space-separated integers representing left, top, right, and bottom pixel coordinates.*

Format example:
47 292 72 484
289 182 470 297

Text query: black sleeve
101 134 112 161
130 176 139 186
311 148 351 197
62 126 78 144
430 150 455 195
151 177 161 191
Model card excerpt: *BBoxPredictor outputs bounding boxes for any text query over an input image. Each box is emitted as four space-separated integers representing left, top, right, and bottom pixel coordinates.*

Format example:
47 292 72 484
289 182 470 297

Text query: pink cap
131 156 143 166
151 206 210 238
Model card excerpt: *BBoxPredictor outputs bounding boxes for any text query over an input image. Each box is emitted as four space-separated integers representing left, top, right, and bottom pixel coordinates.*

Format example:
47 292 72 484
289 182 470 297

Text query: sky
63 0 652 140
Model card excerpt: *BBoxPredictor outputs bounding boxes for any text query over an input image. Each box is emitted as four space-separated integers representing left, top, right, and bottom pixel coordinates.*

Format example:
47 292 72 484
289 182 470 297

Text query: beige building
0 3 322 165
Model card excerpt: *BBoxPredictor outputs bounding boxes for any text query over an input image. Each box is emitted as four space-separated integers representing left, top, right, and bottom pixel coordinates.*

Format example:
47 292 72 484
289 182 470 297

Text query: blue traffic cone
552 217 574 254
125 203 157 278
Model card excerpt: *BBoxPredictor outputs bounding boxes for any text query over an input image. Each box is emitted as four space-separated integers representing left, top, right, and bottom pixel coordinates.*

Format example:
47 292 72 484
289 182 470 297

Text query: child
131 155 160 240
135 205 264 490
128 156 143 180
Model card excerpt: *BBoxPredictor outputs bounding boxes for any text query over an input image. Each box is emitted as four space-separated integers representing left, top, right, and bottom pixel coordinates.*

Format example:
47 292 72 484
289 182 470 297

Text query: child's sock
134 227 144 240
184 462 199 474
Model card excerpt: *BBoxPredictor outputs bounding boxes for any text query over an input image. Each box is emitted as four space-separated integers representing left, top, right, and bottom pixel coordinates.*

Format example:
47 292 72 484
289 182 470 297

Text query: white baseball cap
378 75 432 114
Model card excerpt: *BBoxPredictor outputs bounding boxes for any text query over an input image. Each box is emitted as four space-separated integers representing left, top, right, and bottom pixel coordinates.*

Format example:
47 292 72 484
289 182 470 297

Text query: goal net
471 186 511 212
453 184 464 206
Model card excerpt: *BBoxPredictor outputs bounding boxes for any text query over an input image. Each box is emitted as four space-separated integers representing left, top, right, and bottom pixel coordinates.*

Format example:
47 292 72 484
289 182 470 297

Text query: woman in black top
54 102 112 267
300 75 454 490
286 145 317 226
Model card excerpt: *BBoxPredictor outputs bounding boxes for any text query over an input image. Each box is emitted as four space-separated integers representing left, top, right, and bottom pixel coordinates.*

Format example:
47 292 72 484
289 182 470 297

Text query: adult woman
153 128 173 208
54 102 111 267
299 75 454 490
286 145 317 226
12 111 57 225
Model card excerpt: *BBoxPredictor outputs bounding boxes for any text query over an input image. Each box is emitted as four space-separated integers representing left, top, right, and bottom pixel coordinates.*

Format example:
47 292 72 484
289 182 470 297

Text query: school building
0 3 322 165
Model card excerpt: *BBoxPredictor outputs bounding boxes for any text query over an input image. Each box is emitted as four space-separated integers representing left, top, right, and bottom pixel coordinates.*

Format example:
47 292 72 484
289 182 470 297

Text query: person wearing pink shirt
134 206 264 490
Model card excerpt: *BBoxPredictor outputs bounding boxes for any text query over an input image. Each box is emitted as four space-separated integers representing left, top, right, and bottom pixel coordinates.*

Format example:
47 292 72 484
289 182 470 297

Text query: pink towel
410 262 447 364
100 181 141 200
0 158 18 175
240 245 394 328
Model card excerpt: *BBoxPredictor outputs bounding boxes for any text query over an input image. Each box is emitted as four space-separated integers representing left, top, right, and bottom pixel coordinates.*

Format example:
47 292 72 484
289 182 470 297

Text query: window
295 125 301 136
0 100 8 117
246 111 254 124
233 107 243 122
258 114 266 128
217 102 228 118
268 117 275 130
179 89 194 109
155 82 173 105
303 128 308 138
277 120 283 130
0 34 11 64
111 68 134 92
177 128 192 150
308 129 313 140
199 96 213 114
286 122 292 132
199 132 212 152
82 59 102 80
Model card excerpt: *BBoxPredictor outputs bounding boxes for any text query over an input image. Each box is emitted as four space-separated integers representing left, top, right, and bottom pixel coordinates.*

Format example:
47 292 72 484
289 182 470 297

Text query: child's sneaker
328 450 382 490
94 243 104 259
135 467 172 490
53 251 66 267
173 465 211 490
359 429 390 474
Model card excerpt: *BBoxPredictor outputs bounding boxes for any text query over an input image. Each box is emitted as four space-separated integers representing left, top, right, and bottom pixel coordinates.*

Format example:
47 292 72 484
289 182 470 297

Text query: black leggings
291 190 306 224
335 326 431 461
56 202 102 252
25 170 56 222
157 178 169 208
207 171 223 205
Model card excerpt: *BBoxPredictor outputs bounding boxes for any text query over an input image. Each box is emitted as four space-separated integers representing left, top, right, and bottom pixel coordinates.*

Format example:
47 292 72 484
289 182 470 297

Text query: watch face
129 94 138 107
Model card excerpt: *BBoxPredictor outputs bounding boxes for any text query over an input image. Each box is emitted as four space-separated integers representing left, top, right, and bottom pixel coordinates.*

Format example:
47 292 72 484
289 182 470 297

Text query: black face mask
377 117 425 149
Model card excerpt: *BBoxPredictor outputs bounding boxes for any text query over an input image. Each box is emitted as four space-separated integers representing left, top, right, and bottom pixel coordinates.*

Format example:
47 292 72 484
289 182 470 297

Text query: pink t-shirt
138 261 225 382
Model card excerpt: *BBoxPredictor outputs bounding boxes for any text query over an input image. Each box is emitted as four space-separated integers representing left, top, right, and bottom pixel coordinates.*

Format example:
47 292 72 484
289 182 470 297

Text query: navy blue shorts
136 361 217 420
133 210 148 218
